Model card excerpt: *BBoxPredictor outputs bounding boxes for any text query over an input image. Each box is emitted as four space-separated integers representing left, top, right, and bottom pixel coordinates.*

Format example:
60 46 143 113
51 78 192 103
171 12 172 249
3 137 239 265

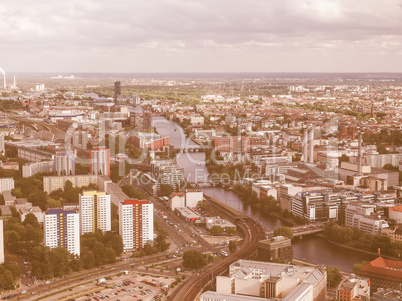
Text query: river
152 116 375 272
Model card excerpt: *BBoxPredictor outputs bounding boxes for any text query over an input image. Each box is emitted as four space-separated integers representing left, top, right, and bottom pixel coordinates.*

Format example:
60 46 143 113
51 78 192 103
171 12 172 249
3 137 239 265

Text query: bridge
174 146 210 153
266 223 325 239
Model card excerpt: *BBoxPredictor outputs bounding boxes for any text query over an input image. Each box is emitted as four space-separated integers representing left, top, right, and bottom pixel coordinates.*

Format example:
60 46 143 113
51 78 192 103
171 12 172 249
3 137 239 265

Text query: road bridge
266 223 325 239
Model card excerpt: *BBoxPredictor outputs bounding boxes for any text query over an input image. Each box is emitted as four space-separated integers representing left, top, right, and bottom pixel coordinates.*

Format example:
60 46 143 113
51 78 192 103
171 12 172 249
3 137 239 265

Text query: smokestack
358 132 363 176
303 128 308 162
309 128 314 163
13 76 16 88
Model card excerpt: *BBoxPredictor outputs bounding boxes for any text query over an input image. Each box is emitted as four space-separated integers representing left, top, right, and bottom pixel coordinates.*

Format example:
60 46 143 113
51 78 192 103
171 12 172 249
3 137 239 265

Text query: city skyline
1 0 402 73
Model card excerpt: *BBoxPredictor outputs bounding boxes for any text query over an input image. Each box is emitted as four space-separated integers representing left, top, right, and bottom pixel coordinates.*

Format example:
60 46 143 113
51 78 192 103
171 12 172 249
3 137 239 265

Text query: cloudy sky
1 0 402 73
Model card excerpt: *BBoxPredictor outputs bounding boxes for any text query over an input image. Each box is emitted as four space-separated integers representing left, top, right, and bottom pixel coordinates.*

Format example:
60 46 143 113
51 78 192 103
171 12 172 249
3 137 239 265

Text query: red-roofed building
359 257 402 292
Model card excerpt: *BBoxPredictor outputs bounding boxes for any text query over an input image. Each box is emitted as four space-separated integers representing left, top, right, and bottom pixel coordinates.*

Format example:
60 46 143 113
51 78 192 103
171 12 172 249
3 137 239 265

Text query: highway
167 199 265 301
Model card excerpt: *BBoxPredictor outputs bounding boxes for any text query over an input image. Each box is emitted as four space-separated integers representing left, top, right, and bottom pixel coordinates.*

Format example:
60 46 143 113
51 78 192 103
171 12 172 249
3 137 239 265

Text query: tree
158 184 174 197
27 191 48 211
229 240 236 253
209 226 224 236
182 251 207 269
327 266 342 288
86 141 93 150
273 226 293 239
22 213 39 229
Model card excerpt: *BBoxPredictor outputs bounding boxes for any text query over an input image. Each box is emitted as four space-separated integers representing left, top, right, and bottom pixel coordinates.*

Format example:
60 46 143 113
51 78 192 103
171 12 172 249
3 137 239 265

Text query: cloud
1 0 402 72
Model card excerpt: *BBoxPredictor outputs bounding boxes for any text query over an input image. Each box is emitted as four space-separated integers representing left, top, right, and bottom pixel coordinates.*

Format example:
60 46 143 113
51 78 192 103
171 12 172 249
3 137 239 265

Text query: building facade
79 191 111 235
0 178 14 194
119 199 154 250
90 147 110 177
54 152 75 176
44 209 80 256
0 217 4 264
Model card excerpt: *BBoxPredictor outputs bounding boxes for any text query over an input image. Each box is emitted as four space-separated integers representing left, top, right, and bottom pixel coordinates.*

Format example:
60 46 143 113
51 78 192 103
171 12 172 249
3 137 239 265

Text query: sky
1 0 402 73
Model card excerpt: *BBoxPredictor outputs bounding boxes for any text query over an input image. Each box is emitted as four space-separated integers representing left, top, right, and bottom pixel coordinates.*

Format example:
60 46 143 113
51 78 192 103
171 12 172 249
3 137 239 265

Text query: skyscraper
90 147 110 177
114 81 121 103
79 191 111 235
54 152 75 176
44 209 80 256
0 217 4 264
119 199 154 250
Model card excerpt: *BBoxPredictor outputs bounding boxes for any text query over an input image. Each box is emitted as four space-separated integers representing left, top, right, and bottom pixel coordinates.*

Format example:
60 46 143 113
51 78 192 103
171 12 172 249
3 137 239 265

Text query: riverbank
315 233 399 261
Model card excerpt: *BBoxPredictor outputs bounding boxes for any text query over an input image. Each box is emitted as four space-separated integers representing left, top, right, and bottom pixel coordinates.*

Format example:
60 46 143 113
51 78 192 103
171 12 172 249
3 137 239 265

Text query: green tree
22 213 39 229
273 226 293 239
182 251 207 269
209 226 224 236
327 266 342 287
229 240 236 253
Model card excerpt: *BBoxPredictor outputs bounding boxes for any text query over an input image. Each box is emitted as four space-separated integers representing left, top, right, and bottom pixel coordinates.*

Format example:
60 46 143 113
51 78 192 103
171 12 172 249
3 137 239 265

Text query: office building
119 199 154 250
54 152 75 176
79 191 111 235
358 257 402 292
90 147 110 177
0 217 4 264
151 159 185 190
253 236 293 263
44 209 80 256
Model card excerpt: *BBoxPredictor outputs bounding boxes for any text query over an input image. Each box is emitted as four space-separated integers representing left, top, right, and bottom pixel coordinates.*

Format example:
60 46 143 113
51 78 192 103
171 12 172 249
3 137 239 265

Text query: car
21 290 27 294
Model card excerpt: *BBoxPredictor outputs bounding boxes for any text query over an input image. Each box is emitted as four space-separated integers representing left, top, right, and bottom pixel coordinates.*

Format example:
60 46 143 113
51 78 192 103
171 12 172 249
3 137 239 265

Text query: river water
152 116 375 272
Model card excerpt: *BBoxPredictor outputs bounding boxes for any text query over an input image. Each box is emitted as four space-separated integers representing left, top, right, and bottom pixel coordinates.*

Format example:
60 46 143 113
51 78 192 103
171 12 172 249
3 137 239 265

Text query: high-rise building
54 152 75 176
79 191 111 235
90 147 110 177
143 109 152 130
119 199 154 250
0 217 4 264
114 81 121 103
44 209 80 256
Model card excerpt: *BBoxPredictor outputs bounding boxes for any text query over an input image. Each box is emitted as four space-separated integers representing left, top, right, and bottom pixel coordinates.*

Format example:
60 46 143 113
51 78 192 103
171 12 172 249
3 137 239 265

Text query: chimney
358 132 363 176
303 128 308 162
309 128 314 163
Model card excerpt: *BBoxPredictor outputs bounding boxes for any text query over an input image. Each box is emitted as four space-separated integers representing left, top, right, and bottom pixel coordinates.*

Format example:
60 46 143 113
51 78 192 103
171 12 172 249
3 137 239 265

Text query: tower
44 209 80 256
79 191 111 235
114 81 121 103
54 152 75 176
119 199 154 250
90 147 110 177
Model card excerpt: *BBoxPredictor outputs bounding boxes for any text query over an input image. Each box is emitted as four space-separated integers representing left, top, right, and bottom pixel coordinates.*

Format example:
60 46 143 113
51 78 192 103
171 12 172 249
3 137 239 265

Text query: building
19 205 45 224
43 174 112 194
336 277 370 301
22 161 53 177
90 147 110 177
215 260 327 300
184 190 203 208
79 191 111 235
358 257 402 292
388 206 402 224
0 178 14 194
345 204 389 234
132 132 170 151
174 207 199 222
205 217 236 231
119 199 154 250
0 217 4 264
252 236 293 263
169 192 185 211
200 291 272 301
151 160 185 190
54 152 75 176
0 134 4 154
44 209 80 256
214 136 267 154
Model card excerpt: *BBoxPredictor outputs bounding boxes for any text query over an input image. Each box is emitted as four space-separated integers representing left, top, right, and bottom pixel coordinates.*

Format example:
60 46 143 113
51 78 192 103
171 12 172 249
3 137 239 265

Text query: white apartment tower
44 209 80 256
54 152 75 176
119 199 154 250
79 191 111 235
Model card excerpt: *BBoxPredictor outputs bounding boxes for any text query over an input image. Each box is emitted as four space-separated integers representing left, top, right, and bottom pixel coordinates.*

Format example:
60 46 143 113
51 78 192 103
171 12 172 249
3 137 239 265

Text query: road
167 199 265 301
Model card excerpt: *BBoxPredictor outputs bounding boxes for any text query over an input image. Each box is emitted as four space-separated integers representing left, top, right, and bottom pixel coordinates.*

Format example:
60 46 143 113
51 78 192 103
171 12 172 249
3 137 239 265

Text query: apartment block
0 178 14 194
90 147 110 177
44 209 80 256
79 191 111 235
0 217 4 264
22 161 53 177
43 174 112 194
119 199 154 250
54 152 75 176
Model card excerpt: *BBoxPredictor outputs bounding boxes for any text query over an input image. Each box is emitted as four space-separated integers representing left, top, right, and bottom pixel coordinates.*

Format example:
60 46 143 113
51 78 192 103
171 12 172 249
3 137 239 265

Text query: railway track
167 200 264 301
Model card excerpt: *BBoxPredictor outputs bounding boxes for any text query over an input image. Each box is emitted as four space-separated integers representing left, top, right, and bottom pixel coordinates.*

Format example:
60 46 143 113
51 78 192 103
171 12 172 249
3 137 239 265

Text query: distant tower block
371 103 375 119
308 128 314 163
114 81 121 103
302 128 308 162
143 109 153 130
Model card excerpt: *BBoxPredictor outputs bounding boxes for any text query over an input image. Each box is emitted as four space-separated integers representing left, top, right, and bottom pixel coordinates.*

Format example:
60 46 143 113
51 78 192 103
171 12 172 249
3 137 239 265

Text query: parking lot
29 272 176 301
